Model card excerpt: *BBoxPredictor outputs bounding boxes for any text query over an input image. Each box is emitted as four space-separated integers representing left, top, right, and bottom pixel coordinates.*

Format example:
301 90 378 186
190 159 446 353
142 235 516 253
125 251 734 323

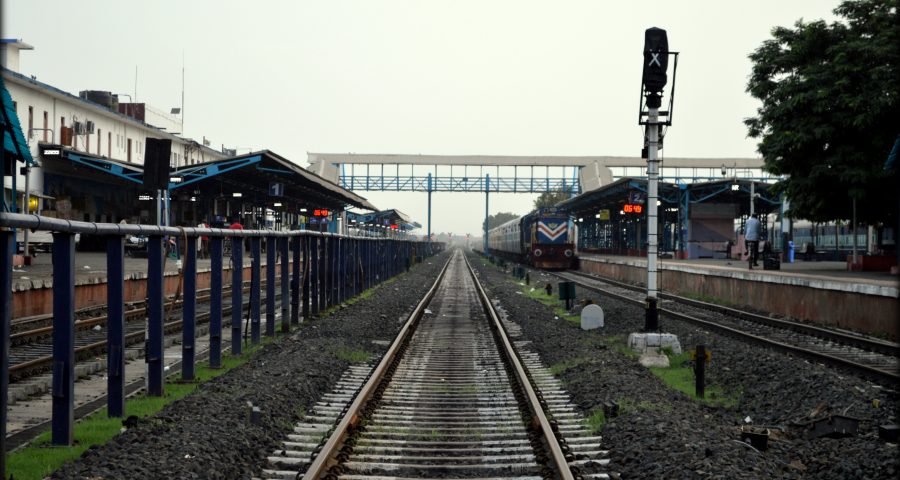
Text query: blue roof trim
169 155 262 191
1 75 34 165
67 152 143 185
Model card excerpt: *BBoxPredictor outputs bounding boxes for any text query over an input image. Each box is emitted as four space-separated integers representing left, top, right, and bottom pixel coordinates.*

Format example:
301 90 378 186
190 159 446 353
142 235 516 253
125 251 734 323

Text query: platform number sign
269 182 284 197
628 191 644 204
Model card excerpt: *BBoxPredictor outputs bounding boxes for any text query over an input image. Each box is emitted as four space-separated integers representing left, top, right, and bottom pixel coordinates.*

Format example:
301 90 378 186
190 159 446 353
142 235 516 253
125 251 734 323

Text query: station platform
577 253 899 340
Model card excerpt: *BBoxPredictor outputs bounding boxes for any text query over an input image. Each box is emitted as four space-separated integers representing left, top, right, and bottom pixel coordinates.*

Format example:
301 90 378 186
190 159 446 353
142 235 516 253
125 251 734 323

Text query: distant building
2 38 226 224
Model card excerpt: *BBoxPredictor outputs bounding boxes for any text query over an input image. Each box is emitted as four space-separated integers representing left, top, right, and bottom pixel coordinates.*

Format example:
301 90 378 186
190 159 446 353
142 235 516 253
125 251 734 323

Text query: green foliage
745 0 899 224
648 351 740 408
584 409 606 434
548 357 590 376
485 211 520 230
5 342 270 480
334 347 372 363
518 281 579 324
533 189 572 210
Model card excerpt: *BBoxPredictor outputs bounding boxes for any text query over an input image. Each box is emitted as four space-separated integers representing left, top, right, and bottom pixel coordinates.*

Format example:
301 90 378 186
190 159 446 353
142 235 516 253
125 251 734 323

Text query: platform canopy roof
36 146 376 212
559 177 780 217
1 76 34 168
348 209 420 230
169 150 377 210
168 150 377 211
558 177 680 215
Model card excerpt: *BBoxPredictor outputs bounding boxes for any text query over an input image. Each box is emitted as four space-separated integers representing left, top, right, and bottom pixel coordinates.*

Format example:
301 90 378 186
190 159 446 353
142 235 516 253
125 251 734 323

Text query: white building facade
2 39 226 219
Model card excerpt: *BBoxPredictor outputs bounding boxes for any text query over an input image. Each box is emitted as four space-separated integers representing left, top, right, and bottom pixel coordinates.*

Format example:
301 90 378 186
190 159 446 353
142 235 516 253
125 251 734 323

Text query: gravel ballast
468 252 898 479
49 251 450 480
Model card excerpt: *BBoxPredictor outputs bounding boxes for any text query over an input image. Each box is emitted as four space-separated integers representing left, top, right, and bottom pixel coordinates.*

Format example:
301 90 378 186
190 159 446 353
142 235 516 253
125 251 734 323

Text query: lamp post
638 28 677 332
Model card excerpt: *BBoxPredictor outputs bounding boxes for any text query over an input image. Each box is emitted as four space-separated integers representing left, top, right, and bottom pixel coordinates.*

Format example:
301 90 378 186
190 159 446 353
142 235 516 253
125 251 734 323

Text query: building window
108 131 112 157
43 111 48 141
27 106 33 141
97 129 102 155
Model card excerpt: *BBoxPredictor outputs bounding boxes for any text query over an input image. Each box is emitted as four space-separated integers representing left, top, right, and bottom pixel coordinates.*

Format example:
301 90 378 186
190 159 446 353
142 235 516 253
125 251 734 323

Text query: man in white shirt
745 214 761 269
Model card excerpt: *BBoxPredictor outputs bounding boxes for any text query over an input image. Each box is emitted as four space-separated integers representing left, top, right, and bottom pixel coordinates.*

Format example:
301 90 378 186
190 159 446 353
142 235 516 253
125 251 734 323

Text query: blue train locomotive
487 207 576 269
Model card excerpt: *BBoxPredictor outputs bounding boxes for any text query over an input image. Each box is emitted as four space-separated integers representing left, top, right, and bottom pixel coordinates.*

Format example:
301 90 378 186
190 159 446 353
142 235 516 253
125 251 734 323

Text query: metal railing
0 212 443 472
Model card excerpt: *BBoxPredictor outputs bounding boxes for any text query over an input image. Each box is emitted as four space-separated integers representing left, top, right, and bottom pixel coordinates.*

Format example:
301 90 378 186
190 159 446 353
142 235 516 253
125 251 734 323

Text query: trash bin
788 241 794 263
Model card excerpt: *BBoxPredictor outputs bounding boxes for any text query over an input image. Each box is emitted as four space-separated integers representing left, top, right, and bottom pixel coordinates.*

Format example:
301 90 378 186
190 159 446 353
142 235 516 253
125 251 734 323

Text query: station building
1 39 228 223
1 39 381 252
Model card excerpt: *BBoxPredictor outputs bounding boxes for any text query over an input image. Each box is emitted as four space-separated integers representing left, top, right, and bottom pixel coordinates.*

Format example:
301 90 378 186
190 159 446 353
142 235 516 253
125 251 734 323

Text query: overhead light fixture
273 202 282 207
300 208 307 213
232 192 242 198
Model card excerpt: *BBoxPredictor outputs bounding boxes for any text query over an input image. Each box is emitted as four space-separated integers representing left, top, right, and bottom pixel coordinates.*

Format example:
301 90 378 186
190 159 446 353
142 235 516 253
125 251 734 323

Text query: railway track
555 269 900 383
262 250 610 480
7 280 280 382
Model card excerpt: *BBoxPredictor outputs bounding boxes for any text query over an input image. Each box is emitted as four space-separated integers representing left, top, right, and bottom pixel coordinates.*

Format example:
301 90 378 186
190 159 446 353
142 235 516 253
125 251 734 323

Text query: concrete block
581 304 604 330
627 332 682 354
639 350 670 368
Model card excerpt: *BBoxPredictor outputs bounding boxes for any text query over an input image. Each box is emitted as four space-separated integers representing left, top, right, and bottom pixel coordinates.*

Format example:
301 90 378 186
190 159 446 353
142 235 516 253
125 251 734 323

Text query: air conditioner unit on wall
73 121 84 135
86 120 95 134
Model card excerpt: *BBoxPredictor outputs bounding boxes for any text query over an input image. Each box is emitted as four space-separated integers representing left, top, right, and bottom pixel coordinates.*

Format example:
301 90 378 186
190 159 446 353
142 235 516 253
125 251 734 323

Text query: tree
485 212 519 230
533 189 571 210
745 0 898 225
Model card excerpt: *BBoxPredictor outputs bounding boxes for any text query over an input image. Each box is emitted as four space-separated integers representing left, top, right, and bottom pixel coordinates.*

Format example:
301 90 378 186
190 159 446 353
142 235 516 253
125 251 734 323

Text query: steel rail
555 270 900 384
9 281 262 344
562 269 900 356
8 289 259 377
465 255 575 480
300 253 453 480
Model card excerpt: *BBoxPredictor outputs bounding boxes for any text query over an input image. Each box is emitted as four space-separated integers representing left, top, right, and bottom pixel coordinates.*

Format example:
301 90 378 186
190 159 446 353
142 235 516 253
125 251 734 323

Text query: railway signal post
638 27 678 332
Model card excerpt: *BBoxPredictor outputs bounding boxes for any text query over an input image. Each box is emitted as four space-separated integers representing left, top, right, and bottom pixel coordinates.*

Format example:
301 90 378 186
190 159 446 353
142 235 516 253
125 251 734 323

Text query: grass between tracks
4 339 272 480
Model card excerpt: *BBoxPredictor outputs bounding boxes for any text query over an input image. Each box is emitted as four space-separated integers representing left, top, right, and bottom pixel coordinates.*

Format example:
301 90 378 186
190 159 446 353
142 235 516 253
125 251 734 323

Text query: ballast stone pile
468 253 898 480
48 251 451 480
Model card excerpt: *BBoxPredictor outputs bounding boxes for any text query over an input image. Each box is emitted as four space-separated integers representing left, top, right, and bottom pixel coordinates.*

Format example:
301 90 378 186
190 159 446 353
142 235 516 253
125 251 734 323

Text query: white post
750 182 755 216
646 106 660 328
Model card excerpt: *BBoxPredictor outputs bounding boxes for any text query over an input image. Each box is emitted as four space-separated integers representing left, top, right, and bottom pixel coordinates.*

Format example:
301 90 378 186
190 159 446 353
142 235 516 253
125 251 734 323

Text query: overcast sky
3 0 840 236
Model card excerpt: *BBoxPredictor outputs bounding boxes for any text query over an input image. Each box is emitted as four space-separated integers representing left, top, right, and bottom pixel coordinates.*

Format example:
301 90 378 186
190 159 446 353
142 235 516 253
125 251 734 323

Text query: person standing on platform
197 220 209 259
745 214 761 269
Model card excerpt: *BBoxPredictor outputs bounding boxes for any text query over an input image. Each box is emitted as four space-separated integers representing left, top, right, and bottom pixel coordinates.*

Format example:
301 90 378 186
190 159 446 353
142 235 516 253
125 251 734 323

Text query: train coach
487 207 577 269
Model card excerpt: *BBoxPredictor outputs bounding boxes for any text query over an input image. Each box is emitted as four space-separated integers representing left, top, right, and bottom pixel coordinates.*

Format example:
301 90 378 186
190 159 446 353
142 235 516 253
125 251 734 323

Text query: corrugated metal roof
1 75 34 165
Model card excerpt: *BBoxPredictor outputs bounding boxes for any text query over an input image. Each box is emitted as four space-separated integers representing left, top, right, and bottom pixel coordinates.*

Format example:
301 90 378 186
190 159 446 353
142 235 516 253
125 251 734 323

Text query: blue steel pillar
292 235 302 324
300 236 309 321
209 236 223 368
280 236 290 333
231 235 244 355
51 233 75 445
427 173 432 241
311 237 320 315
106 236 126 416
182 236 197 381
484 174 490 253
250 236 261 344
2 232 13 475
328 236 337 307
146 235 165 396
266 236 277 337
